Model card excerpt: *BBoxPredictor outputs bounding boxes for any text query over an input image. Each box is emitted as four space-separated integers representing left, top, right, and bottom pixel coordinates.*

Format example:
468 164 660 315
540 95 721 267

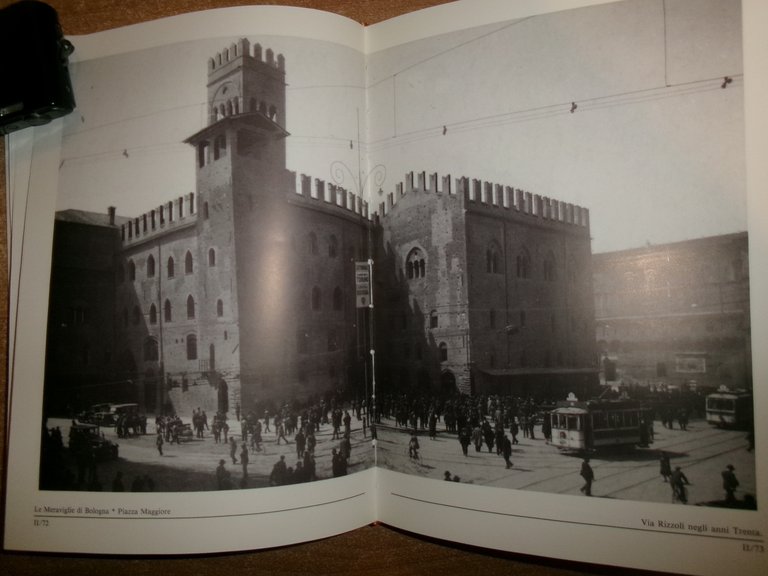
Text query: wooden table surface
0 1 665 574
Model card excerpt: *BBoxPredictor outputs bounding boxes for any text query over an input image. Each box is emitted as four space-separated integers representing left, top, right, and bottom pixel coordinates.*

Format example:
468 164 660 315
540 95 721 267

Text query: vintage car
68 422 119 461
173 422 195 442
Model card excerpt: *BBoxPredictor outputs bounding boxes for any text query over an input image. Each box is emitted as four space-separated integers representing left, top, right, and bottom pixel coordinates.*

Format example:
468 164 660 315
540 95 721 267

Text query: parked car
68 422 119 461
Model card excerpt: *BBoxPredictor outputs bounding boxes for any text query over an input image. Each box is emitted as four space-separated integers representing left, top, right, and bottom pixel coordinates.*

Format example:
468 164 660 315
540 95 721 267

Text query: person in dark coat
501 435 513 469
659 452 672 483
580 458 595 496
722 464 739 503
458 426 471 456
671 466 689 504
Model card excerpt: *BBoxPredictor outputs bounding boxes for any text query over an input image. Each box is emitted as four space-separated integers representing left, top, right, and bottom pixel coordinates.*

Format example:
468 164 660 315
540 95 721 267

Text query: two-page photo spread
3 1 766 574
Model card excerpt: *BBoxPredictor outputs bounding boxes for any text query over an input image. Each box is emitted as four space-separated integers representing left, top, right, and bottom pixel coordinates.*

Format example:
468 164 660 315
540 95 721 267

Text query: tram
705 388 753 428
549 393 653 452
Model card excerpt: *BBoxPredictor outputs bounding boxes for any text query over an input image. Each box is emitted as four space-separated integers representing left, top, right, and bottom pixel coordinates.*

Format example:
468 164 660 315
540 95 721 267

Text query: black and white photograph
40 32 377 492
36 0 755 510
367 0 755 508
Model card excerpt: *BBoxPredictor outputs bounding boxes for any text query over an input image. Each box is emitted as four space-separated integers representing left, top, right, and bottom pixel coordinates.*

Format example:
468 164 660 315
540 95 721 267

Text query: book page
3 6 377 555
365 1 767 574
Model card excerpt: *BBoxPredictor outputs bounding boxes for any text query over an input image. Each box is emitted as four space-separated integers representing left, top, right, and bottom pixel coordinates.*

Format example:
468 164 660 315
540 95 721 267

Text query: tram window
567 415 580 430
627 412 638 426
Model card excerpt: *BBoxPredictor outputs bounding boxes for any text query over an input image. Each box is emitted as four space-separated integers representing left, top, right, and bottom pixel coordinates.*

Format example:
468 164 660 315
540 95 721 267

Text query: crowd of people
376 390 754 507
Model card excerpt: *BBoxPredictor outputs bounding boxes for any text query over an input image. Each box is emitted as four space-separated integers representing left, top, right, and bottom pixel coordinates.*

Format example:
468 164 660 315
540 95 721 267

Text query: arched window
429 310 438 329
439 342 448 362
186 334 198 360
143 338 158 361
216 299 224 317
309 232 318 255
203 202 210 220
208 248 216 267
187 295 195 319
147 254 156 278
149 304 157 325
406 248 426 280
516 248 531 279
167 256 175 278
333 287 343 311
185 251 194 274
311 287 321 311
128 260 136 281
164 299 172 322
543 251 556 281
486 242 501 274
328 235 338 258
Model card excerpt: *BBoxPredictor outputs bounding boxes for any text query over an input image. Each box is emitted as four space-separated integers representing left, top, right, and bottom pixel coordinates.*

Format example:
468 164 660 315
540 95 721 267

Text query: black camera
0 1 76 135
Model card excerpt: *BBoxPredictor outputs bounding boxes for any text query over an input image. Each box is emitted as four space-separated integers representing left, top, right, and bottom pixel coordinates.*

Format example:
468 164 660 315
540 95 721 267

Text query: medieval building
375 172 597 400
592 232 751 393
44 39 598 417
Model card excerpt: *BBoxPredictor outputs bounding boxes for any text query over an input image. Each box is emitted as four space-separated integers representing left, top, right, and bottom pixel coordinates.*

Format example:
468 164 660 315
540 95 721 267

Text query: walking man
580 458 594 496
229 437 238 464
721 464 739 504
501 434 513 469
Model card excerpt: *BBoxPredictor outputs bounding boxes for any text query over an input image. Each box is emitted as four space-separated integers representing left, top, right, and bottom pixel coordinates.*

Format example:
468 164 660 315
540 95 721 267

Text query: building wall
377 172 470 393
593 232 751 393
45 217 122 414
377 172 598 399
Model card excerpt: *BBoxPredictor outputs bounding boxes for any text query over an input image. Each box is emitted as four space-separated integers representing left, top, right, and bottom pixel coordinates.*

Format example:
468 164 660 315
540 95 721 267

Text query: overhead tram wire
366 74 743 154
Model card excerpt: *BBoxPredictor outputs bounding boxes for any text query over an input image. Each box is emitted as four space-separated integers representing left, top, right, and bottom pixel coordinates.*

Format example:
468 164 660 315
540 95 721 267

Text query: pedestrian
408 432 420 459
659 451 672 483
155 432 164 456
229 437 238 464
471 425 482 452
240 445 249 484
671 466 690 504
501 435 513 469
444 470 453 481
580 458 594 496
458 426 471 456
276 419 288 445
721 464 739 504
542 413 552 444
510 419 519 444
216 459 231 490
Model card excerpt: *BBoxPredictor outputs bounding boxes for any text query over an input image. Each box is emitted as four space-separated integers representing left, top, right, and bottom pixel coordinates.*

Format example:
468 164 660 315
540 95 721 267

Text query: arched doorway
217 377 229 415
440 371 457 394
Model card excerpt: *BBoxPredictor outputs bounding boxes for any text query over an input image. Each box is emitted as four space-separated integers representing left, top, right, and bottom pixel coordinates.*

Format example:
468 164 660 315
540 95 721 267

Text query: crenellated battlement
292 172 372 221
376 170 589 230
206 38 287 127
208 38 285 74
120 192 197 247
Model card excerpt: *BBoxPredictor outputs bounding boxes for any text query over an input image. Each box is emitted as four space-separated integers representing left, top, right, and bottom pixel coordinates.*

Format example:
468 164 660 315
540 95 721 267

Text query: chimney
108 206 116 226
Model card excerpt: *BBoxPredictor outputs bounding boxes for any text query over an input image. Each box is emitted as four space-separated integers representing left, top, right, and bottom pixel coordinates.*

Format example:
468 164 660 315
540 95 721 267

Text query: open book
3 1 766 574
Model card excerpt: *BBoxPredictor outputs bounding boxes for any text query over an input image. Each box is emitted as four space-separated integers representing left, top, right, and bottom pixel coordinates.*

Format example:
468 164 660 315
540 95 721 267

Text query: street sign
355 261 370 308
